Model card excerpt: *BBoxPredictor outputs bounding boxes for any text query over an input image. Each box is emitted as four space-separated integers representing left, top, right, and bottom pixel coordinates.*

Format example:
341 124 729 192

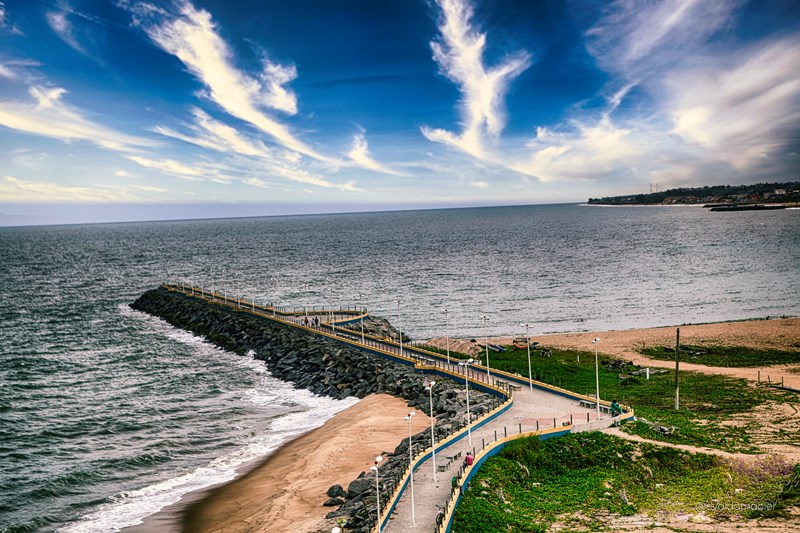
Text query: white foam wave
62 306 362 532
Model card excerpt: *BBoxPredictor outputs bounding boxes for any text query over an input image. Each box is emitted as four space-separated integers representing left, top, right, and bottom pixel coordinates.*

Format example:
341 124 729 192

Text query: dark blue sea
1 204 799 532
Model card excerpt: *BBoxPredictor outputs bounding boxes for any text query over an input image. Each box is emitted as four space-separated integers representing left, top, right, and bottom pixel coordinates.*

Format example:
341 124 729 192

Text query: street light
442 309 450 364
370 455 383 532
480 315 490 381
396 300 403 358
327 287 334 325
357 292 366 344
592 337 601 420
426 380 438 482
457 359 475 451
404 411 417 526
269 276 277 317
520 323 534 392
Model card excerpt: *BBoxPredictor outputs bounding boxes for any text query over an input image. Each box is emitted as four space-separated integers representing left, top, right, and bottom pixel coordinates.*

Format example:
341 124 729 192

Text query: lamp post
592 337 601 420
396 299 403 358
426 380 438 482
327 287 333 325
404 411 417 526
457 359 474 451
442 309 450 364
269 276 277 317
357 292 366 344
370 455 383 532
521 323 533 392
480 315 490 381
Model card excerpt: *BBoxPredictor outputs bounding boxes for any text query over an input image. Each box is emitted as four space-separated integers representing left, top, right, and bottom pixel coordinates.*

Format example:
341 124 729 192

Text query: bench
579 400 597 409
509 384 522 391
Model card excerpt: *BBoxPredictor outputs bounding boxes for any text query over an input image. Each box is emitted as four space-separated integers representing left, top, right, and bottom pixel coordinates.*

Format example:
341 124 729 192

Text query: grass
639 344 800 367
482 344 798 452
451 433 796 532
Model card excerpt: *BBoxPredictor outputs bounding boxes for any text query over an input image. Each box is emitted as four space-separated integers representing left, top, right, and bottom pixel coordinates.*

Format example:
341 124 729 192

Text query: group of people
300 316 321 327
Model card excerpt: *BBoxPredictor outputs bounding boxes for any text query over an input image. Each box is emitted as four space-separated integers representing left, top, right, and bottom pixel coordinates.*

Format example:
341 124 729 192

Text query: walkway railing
163 283 635 532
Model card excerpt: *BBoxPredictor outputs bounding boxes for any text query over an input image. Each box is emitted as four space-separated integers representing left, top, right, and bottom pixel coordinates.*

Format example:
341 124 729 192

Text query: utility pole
674 327 680 410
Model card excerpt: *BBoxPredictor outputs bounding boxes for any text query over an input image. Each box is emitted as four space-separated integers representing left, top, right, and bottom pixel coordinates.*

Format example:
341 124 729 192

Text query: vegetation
483 344 798 452
640 343 800 368
588 181 800 205
452 433 796 532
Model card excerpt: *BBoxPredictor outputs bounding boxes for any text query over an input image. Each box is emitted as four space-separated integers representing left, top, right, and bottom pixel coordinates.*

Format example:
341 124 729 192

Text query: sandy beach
181 394 429 533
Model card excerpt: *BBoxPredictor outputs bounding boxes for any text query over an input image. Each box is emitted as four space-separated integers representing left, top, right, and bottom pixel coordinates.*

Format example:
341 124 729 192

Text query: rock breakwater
131 287 496 532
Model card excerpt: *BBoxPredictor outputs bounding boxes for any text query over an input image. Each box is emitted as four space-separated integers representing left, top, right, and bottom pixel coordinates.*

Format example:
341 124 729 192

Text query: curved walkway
165 283 620 532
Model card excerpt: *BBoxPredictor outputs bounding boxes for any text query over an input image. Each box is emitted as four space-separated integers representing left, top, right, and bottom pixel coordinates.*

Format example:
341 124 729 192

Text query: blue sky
0 0 799 224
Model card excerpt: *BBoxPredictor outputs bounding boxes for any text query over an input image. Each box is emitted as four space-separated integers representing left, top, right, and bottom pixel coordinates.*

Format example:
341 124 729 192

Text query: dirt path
601 427 763 460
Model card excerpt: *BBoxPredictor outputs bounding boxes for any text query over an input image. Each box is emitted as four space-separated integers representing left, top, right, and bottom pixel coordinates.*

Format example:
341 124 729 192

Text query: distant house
775 189 786 195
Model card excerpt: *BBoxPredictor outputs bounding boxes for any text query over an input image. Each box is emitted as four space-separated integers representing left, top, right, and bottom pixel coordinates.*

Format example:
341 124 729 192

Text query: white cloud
470 180 489 189
130 184 168 193
153 108 270 157
127 155 204 179
0 63 15 79
515 118 637 182
131 0 333 163
0 175 141 202
422 0 531 159
0 86 156 152
115 170 130 177
347 129 405 176
585 0 738 77
668 37 800 168
47 6 85 54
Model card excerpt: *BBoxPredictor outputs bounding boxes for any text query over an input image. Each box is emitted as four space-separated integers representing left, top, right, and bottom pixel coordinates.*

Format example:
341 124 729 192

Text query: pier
159 283 632 532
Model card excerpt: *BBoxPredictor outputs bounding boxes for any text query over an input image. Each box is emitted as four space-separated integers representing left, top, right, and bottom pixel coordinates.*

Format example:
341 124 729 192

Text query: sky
0 0 799 224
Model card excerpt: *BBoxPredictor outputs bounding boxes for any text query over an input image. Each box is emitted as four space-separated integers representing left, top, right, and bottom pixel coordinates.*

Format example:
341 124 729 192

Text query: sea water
1 204 798 531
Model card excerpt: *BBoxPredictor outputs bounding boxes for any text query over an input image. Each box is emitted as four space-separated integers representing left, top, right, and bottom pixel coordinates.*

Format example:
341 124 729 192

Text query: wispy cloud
0 175 142 202
0 86 156 152
585 0 738 78
667 37 800 168
347 129 405 176
46 3 86 54
127 0 332 162
0 1 23 35
127 155 205 179
153 108 271 158
422 0 531 159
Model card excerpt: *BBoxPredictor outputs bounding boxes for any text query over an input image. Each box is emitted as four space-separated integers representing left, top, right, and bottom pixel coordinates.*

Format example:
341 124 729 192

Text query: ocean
1 204 798 532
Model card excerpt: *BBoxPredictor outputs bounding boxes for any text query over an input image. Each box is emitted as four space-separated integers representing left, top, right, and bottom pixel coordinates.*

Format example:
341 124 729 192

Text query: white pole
358 293 365 344
396 300 403 358
427 381 437 482
459 359 474 451
593 338 601 420
405 412 416 526
522 323 533 391
371 455 383 532
443 309 450 364
481 315 490 381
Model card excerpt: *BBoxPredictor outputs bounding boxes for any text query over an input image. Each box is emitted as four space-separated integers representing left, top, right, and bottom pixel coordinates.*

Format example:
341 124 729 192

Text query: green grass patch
451 433 796 532
639 344 800 367
483 345 797 452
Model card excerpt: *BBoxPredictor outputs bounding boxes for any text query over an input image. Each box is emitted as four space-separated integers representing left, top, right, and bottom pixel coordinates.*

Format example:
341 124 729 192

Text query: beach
181 394 428 533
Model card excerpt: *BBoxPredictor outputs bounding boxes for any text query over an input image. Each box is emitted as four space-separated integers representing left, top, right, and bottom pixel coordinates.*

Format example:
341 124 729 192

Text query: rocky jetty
131 287 497 532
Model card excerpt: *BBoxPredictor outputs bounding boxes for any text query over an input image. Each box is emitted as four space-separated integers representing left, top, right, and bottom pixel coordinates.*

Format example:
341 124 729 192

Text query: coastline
175 393 426 533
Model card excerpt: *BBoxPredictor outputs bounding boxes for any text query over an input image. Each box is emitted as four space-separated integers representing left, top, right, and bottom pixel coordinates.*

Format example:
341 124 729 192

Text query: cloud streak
347 129 405 176
422 0 531 159
0 175 143 202
129 0 332 162
0 86 156 152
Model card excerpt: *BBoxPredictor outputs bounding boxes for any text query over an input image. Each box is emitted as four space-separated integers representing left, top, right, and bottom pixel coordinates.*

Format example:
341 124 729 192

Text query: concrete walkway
167 284 618 532
382 380 615 532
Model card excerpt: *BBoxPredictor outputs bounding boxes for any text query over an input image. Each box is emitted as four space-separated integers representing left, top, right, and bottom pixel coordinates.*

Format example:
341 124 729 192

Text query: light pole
592 337 601 420
404 411 416 526
442 309 450 364
426 380 437 482
357 292 366 344
480 315 490 381
396 300 403 358
458 359 474 451
521 323 533 392
370 455 383 532
326 286 335 327
270 276 277 317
